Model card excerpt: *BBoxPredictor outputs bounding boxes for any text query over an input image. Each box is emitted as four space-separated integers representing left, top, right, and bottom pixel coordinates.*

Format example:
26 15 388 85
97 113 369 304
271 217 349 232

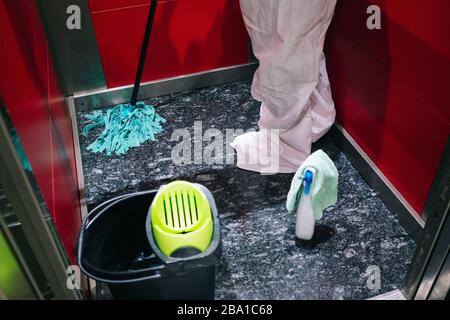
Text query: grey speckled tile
77 80 416 300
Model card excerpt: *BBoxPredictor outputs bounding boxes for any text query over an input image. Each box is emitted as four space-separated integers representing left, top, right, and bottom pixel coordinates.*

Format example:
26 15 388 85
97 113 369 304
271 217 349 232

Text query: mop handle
130 0 158 106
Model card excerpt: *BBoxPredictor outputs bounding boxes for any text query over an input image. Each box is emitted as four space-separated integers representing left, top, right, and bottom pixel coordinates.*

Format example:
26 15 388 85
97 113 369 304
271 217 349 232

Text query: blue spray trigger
304 170 314 195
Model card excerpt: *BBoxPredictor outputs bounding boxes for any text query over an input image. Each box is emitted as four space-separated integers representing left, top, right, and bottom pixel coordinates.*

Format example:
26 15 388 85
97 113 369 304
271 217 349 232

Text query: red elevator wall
0 0 81 262
88 0 249 88
326 0 450 214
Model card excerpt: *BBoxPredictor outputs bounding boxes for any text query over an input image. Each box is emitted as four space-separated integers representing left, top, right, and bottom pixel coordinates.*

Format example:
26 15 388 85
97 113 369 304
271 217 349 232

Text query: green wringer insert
150 181 214 257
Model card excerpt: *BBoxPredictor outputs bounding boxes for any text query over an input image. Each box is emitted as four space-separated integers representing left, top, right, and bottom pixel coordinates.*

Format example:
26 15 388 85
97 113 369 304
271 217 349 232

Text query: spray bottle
295 168 316 240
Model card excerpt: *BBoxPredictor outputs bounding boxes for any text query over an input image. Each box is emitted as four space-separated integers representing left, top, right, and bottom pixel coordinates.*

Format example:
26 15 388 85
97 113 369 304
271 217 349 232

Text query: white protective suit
231 0 337 174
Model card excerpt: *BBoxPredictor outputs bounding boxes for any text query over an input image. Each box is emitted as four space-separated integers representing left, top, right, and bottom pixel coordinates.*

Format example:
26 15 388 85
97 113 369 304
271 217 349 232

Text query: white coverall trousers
231 0 337 174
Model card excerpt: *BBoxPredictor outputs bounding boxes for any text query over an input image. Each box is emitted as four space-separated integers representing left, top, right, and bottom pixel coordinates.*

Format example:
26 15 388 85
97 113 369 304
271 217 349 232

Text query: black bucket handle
77 190 165 284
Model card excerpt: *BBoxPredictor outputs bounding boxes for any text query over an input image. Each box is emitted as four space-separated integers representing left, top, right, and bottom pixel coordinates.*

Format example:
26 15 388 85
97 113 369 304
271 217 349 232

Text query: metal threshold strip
367 289 406 300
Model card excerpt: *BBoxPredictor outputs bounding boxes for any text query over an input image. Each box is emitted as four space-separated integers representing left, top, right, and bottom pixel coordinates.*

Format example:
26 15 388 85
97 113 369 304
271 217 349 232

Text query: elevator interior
0 0 449 300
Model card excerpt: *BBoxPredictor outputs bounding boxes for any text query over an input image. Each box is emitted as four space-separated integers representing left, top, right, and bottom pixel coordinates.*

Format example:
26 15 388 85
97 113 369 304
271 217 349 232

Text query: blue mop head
82 102 166 156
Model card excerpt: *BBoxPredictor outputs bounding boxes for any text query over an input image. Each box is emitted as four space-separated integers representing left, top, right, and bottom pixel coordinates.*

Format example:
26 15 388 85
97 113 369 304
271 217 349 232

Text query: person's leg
311 53 336 143
232 0 337 173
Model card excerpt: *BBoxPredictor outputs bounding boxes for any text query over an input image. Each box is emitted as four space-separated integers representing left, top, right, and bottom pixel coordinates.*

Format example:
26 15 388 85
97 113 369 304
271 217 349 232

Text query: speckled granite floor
77 80 416 300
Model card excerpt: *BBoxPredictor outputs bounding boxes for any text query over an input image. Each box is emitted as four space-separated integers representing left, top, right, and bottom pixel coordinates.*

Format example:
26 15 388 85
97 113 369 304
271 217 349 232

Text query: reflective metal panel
37 0 106 95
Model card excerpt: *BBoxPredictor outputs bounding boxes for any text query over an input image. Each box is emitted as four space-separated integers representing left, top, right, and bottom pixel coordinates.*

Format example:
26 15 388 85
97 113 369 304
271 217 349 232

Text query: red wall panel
0 0 81 262
89 0 149 12
326 0 450 214
88 0 249 88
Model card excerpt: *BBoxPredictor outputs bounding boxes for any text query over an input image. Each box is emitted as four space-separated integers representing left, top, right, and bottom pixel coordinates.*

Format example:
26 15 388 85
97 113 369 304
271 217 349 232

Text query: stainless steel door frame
416 202 450 300
429 249 450 300
0 109 81 300
403 136 450 300
0 222 38 299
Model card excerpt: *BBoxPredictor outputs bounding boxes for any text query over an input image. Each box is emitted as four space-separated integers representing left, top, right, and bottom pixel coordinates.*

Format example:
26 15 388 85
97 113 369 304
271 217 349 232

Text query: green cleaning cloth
286 149 338 220
82 102 166 156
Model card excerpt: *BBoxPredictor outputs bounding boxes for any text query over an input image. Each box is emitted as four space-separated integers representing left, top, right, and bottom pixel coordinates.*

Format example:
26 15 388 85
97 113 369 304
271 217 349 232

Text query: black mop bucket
77 186 222 300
